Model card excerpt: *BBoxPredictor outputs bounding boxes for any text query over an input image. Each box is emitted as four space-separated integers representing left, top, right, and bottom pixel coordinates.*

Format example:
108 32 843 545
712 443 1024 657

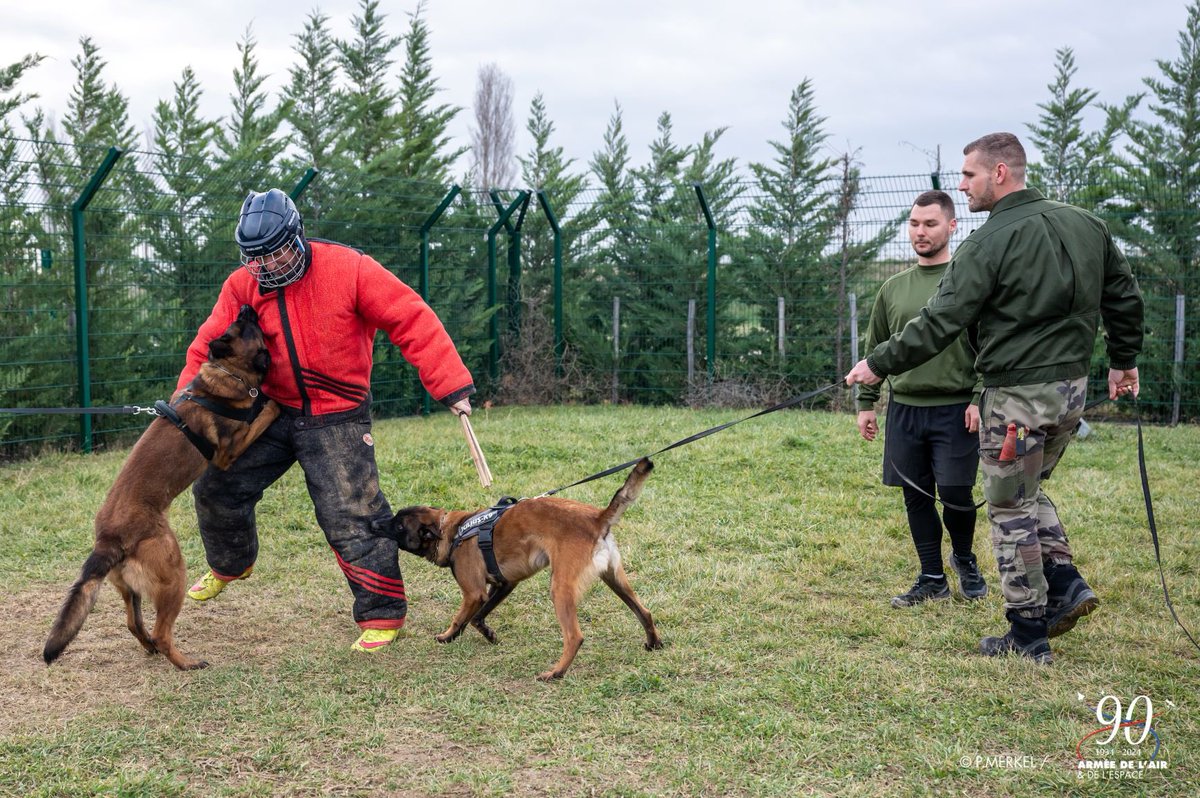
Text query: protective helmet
235 188 308 289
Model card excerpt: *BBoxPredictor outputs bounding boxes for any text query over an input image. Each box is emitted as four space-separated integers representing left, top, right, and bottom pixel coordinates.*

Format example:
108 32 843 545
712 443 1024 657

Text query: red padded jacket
178 239 474 415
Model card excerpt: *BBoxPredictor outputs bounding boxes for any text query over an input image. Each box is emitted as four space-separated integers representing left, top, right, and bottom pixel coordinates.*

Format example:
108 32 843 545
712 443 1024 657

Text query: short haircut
912 190 956 220
963 132 1027 181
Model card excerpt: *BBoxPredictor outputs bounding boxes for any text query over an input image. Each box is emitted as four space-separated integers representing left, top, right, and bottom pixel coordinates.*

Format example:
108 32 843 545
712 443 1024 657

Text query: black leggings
902 482 977 576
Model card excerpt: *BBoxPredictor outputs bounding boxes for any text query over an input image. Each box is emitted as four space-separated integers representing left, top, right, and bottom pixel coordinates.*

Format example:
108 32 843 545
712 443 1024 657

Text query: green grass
1 405 1197 797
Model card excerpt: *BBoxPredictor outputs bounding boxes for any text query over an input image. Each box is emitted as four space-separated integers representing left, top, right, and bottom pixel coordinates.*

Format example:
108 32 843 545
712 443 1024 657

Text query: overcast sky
1 0 1192 181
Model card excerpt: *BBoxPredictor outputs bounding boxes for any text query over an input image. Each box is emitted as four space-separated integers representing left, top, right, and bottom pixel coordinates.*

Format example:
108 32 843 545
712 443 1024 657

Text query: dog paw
472 622 498 644
536 670 564 682
645 638 663 651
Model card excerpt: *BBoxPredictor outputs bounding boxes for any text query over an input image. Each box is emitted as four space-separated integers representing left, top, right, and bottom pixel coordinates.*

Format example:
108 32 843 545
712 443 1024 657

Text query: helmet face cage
242 235 307 289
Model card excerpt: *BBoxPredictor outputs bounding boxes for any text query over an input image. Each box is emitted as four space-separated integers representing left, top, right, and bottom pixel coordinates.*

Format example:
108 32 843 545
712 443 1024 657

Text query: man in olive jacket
845 132 1144 664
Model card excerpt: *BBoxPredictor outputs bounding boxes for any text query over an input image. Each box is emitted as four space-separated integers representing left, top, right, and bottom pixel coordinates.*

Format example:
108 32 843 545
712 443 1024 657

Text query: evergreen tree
1112 0 1200 413
146 66 217 337
1026 46 1135 207
395 1 465 185
498 92 593 401
281 9 344 225
212 26 289 199
0 53 49 443
744 79 837 385
28 37 150 431
335 0 402 173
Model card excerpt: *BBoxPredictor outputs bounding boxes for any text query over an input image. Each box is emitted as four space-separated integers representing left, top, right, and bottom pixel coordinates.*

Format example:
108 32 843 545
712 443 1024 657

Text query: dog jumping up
43 305 279 670
376 458 662 681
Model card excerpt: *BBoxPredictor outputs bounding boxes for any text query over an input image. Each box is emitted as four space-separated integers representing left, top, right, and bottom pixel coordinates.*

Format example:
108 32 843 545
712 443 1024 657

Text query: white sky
0 0 1191 180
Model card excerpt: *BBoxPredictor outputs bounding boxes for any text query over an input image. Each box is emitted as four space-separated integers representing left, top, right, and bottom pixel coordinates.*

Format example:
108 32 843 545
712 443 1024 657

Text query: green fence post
72 145 124 453
693 183 717 381
487 191 530 382
536 190 564 377
289 167 318 200
418 184 461 415
489 190 531 345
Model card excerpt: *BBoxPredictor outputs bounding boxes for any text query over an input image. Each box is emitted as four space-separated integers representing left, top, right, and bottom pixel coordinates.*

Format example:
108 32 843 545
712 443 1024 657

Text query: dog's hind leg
600 561 662 652
139 532 208 670
109 572 155 655
539 568 587 681
470 582 516 643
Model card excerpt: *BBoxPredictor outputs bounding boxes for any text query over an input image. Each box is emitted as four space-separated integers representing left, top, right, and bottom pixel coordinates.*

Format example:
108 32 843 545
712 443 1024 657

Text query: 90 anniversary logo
1075 693 1170 781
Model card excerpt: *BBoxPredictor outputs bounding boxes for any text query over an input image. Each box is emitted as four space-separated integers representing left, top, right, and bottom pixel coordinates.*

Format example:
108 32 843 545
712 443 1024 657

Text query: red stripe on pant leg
333 551 407 599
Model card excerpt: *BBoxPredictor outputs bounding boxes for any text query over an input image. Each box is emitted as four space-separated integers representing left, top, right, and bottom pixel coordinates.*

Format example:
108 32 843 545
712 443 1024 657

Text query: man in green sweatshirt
857 190 988 608
845 133 1143 664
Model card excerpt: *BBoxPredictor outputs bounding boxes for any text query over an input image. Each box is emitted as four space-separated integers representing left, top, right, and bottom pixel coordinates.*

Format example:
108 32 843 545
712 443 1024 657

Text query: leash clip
132 405 160 416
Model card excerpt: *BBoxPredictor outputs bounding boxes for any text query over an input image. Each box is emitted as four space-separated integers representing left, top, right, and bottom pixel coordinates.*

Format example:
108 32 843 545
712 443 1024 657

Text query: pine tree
497 92 593 401
1112 0 1200 413
0 53 49 443
146 67 217 337
28 37 149 422
1026 47 1135 207
212 26 289 200
744 79 837 384
281 9 344 226
335 0 401 173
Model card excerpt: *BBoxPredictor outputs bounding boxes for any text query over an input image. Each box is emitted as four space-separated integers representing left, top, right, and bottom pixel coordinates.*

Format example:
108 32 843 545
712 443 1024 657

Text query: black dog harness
452 497 520 586
153 386 268 462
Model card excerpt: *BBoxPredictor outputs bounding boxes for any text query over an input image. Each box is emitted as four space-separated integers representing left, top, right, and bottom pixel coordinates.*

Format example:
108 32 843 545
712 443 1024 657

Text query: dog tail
43 543 123 665
598 458 654 532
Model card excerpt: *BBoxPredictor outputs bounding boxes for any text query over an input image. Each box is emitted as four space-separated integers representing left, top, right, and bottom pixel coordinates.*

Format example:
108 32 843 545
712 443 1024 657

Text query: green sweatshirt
867 188 1144 387
856 262 978 411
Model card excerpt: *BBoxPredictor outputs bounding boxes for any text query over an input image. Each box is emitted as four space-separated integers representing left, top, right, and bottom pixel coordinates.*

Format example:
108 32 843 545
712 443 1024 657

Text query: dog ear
208 335 234 361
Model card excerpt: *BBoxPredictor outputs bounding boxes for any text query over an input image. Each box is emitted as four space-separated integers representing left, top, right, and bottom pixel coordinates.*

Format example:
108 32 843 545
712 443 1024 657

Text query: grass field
1 404 1196 797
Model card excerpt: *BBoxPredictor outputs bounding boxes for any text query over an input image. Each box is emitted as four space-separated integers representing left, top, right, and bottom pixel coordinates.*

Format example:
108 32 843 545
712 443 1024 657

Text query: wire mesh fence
1 137 1196 459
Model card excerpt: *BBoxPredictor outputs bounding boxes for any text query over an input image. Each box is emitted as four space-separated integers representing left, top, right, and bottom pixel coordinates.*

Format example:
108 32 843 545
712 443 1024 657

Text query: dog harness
154 387 268 462
452 497 520 586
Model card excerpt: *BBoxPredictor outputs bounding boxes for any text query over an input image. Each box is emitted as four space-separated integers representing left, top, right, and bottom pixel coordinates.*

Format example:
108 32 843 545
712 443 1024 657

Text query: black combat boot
1044 562 1099 638
979 611 1052 664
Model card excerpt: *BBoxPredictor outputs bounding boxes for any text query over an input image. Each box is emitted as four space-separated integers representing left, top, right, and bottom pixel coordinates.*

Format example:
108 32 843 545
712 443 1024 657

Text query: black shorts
881 400 979 488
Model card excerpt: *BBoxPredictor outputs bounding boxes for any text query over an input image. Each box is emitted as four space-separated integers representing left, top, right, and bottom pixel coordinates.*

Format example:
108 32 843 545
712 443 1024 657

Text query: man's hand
1108 367 1139 400
857 410 878 441
450 398 473 416
845 358 882 386
965 404 980 433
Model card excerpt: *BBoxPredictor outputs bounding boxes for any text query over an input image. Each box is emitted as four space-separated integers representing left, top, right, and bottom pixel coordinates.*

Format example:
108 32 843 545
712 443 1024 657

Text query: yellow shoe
351 628 399 653
187 566 252 602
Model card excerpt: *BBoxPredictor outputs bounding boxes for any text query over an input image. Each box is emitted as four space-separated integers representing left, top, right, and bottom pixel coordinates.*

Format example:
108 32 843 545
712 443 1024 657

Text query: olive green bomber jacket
866 188 1144 387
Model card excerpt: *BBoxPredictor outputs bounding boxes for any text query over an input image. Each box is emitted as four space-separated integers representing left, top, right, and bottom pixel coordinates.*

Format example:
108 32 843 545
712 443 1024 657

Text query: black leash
1133 396 1200 656
540 382 842 497
0 405 161 416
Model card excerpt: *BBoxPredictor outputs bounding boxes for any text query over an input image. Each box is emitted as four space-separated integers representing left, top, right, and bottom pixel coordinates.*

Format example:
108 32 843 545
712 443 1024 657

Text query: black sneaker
951 553 989 600
979 630 1053 664
1045 567 1099 638
891 575 951 608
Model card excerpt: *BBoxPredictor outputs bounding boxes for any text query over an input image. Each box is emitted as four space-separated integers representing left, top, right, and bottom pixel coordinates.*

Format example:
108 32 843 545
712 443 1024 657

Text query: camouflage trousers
978 378 1087 618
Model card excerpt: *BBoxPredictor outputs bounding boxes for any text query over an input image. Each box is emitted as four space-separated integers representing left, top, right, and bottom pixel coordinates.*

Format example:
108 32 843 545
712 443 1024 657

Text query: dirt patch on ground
1 581 352 736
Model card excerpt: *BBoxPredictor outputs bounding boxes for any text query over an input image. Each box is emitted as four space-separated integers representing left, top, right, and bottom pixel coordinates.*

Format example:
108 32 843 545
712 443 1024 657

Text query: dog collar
453 497 519 586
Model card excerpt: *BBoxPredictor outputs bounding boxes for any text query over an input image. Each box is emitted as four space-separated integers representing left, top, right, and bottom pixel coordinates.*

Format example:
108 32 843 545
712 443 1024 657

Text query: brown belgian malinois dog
376 458 662 680
43 305 279 670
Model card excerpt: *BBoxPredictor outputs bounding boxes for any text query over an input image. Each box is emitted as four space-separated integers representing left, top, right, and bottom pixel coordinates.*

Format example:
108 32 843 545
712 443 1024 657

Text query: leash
539 382 842 497
1133 396 1200 656
0 405 161 416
